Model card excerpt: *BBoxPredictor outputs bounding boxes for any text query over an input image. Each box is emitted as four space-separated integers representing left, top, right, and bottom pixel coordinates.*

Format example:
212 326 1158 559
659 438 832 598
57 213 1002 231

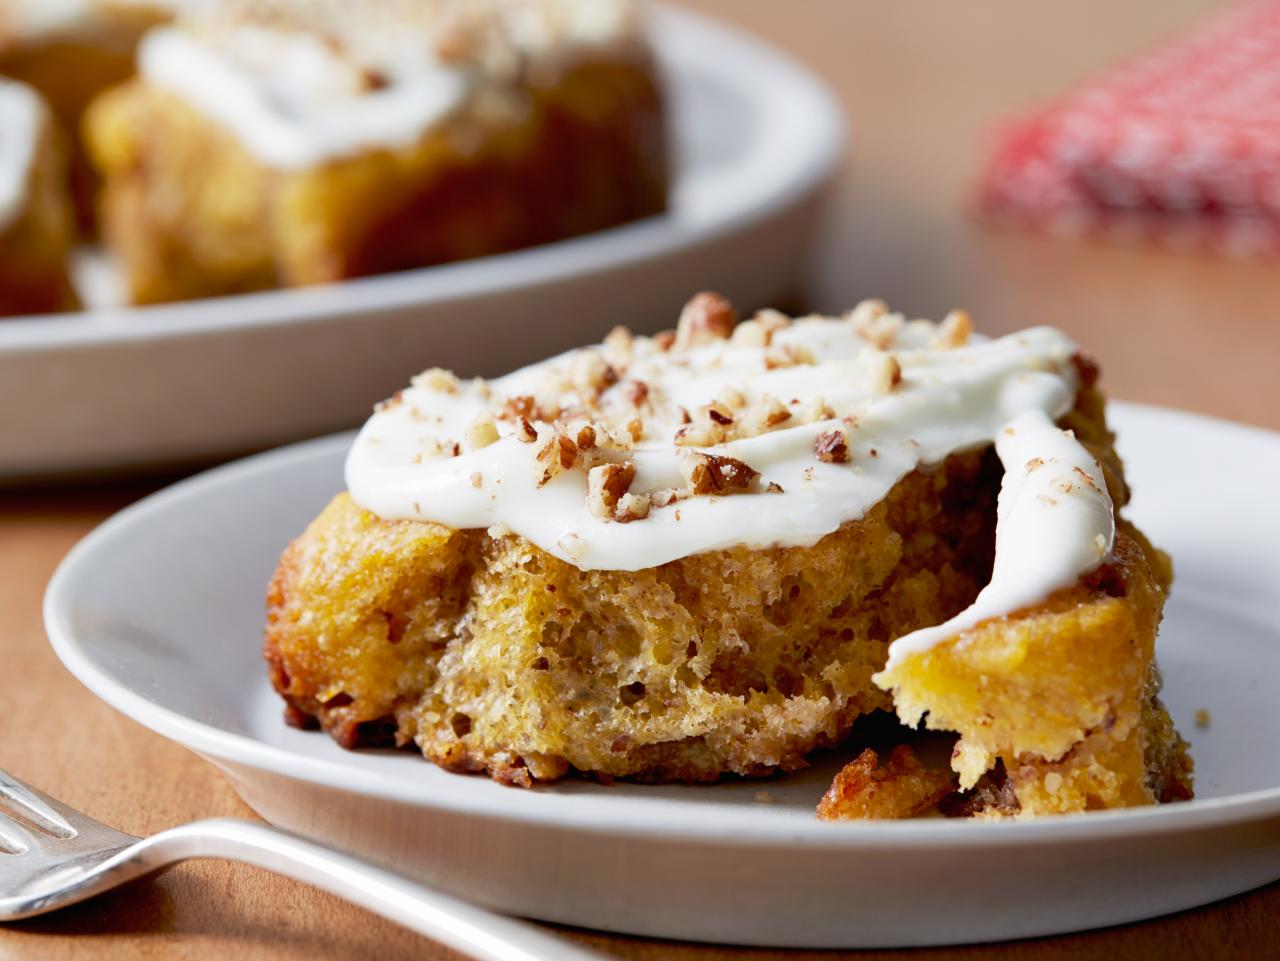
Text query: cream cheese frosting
137 0 645 170
878 406 1115 668
0 79 41 232
346 298 1115 646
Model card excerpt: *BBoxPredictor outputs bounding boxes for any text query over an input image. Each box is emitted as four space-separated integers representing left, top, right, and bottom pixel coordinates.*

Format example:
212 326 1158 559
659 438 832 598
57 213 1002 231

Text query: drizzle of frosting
136 0 644 170
0 79 40 232
878 407 1115 669
345 302 1099 598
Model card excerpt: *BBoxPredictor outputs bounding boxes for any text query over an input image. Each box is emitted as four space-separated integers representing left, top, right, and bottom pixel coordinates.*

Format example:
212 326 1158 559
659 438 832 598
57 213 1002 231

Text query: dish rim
43 401 1280 850
0 2 845 351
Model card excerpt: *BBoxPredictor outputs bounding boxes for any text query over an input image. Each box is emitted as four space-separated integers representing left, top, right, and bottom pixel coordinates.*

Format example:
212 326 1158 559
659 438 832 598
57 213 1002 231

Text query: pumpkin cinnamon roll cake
84 0 668 304
264 293 1192 817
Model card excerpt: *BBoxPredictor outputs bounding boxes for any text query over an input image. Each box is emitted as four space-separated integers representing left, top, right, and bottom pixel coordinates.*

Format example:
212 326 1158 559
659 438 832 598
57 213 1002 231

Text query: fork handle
131 818 606 961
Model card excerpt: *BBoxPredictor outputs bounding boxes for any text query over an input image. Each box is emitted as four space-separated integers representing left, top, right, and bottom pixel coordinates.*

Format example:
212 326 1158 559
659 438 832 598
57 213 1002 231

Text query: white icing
0 80 40 232
879 407 1115 668
138 27 470 170
346 315 1096 594
136 0 642 170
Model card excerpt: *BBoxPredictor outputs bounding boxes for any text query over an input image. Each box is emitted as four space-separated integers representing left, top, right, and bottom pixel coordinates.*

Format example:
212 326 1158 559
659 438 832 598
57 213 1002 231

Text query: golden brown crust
85 56 668 303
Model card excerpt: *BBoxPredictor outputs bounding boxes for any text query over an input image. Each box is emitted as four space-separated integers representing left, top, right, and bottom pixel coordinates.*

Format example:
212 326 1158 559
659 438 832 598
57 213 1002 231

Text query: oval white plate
0 5 843 479
45 402 1280 948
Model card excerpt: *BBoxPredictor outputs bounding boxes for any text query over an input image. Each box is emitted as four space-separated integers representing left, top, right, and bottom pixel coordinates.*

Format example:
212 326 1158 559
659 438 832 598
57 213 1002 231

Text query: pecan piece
587 461 639 520
674 291 738 349
814 428 851 464
679 452 759 495
931 308 973 349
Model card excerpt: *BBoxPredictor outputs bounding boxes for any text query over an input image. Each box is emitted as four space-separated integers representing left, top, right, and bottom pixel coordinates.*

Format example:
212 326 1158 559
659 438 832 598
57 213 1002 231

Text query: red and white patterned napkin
979 1 1280 256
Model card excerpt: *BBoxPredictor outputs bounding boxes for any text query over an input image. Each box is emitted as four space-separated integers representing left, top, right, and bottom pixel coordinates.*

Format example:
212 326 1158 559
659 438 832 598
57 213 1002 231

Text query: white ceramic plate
44 402 1280 948
0 5 843 479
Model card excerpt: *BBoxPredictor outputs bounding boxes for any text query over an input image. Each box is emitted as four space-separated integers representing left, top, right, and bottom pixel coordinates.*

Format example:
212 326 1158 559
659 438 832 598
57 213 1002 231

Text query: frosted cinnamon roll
265 293 1192 817
84 0 668 303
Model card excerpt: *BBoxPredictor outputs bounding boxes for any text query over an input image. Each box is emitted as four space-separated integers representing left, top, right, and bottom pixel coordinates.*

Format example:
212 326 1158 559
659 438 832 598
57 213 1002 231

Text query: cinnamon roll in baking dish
84 0 668 303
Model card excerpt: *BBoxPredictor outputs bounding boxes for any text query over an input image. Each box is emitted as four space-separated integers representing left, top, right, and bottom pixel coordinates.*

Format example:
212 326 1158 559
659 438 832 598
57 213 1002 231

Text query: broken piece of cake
264 293 1192 815
83 0 669 304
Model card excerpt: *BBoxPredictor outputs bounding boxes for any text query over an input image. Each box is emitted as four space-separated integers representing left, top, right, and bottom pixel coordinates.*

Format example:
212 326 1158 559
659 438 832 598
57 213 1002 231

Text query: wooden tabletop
5 1 1280 958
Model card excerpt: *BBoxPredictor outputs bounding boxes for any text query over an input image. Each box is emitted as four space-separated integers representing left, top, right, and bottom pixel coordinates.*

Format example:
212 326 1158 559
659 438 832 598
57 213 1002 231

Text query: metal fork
0 767 603 961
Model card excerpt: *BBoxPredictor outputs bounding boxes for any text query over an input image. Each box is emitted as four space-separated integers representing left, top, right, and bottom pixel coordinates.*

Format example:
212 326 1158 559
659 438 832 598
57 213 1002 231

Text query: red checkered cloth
978 1 1280 256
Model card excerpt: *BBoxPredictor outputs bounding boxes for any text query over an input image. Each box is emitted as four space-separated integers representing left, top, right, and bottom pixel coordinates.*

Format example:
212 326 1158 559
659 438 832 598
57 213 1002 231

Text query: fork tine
0 768 80 840
0 815 30 855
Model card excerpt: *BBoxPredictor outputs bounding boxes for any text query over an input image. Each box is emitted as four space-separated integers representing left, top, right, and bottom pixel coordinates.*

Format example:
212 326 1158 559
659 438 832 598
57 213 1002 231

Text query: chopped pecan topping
603 325 634 365
614 492 651 523
516 417 538 443
652 330 676 352
862 349 902 393
764 343 817 369
675 420 724 447
575 424 597 450
536 400 563 422
570 349 618 394
374 389 405 413
413 367 460 393
847 298 888 325
650 487 682 508
740 395 792 437
814 428 851 464
464 415 499 450
847 299 901 350
704 402 734 426
500 395 536 421
679 452 759 495
675 291 738 349
1072 465 1101 491
717 387 747 410
621 380 649 407
553 432 578 469
533 430 579 487
730 320 767 347
796 395 836 423
587 461 638 520
931 309 973 349
731 308 791 348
